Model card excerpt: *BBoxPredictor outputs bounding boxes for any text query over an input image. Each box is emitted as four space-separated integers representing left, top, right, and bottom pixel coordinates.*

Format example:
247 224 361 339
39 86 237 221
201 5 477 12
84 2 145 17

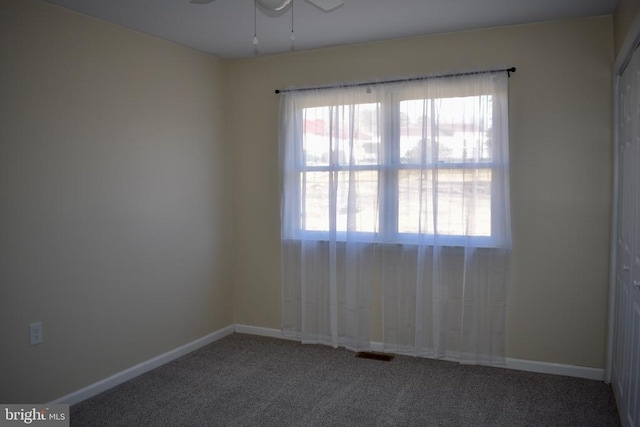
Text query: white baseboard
241 325 605 381
52 323 604 405
234 324 295 340
51 325 235 405
504 357 604 381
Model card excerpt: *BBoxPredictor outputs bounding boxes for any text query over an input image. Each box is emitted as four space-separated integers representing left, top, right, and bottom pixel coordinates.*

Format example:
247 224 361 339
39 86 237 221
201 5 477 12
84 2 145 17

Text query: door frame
606 10 640 384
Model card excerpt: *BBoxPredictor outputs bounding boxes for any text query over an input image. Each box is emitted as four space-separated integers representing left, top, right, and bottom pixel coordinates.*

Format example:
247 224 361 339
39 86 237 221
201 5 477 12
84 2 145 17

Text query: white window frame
283 79 508 249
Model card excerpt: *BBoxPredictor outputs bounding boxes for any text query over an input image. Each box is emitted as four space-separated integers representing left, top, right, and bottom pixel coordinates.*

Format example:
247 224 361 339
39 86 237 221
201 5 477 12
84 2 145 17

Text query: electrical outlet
30 321 43 346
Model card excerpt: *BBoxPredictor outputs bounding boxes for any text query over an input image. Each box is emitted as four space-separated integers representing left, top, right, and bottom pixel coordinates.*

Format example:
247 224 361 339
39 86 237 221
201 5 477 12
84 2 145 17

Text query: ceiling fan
189 0 344 12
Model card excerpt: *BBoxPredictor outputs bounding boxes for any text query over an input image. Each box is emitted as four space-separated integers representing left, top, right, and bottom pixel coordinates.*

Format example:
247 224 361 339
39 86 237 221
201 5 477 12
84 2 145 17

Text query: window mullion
379 94 399 242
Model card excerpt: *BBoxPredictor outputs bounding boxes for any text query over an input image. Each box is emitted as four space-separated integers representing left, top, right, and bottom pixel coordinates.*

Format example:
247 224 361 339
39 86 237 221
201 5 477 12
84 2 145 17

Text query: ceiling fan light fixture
256 0 292 11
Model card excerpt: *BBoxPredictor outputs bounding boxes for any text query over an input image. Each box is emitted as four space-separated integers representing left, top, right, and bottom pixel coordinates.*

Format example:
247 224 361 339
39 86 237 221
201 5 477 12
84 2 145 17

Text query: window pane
302 103 380 167
336 170 378 233
350 104 380 166
303 107 331 166
301 171 378 233
398 169 434 234
400 99 431 164
398 169 491 237
301 172 329 231
399 96 493 165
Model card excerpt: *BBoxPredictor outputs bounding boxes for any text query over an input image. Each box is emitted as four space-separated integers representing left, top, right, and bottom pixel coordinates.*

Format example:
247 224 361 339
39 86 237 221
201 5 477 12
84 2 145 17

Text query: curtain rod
274 67 516 94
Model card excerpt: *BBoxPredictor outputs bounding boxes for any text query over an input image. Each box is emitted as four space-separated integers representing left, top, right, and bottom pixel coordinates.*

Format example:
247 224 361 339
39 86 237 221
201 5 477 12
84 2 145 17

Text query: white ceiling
41 0 618 59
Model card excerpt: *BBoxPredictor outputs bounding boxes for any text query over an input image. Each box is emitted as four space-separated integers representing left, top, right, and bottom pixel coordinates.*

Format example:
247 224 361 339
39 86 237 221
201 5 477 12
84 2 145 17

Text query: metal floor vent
355 351 395 362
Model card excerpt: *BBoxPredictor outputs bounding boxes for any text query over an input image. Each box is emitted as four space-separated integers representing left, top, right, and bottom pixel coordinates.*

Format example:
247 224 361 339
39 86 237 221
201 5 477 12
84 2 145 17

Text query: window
299 103 380 234
281 73 510 248
281 72 512 358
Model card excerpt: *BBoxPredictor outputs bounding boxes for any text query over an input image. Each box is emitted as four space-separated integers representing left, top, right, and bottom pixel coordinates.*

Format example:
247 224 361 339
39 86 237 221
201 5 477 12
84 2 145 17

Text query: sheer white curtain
280 72 511 365
280 87 379 350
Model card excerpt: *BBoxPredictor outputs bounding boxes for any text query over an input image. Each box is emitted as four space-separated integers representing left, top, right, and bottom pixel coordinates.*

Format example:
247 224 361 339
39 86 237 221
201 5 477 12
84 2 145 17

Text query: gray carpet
71 333 620 426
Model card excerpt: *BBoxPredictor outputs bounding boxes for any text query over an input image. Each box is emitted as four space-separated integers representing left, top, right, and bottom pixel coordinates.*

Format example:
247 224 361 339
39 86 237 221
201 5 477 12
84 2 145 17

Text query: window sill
283 232 508 249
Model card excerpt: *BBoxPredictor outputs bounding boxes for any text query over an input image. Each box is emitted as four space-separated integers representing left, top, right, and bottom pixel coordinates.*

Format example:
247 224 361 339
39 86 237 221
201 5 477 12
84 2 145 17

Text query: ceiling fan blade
257 0 292 11
190 0 216 4
304 0 344 12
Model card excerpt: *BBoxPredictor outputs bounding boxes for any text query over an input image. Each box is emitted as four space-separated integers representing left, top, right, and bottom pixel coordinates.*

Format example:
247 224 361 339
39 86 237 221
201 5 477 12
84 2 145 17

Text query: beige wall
0 0 233 402
230 17 614 369
614 0 640 58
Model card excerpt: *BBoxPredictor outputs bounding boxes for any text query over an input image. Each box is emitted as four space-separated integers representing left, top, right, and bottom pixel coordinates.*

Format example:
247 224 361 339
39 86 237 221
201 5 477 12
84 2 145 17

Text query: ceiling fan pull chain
290 0 295 42
253 0 259 47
